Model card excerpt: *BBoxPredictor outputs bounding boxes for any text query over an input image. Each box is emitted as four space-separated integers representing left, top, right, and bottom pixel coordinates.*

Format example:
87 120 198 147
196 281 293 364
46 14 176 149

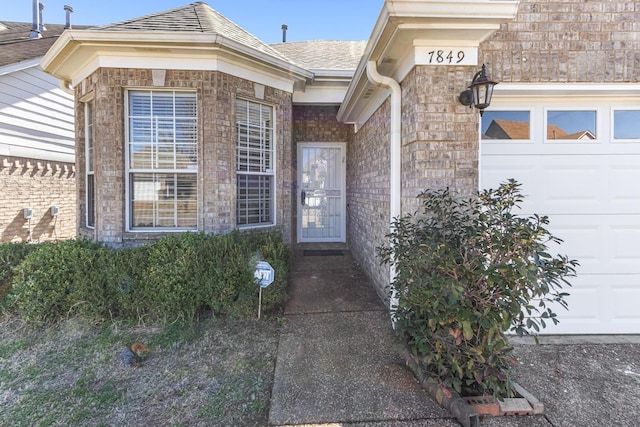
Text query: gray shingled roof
270 41 366 71
0 22 82 68
95 2 291 63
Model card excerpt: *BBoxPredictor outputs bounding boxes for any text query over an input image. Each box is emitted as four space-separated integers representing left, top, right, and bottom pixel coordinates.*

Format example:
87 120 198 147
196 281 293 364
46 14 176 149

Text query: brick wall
401 66 480 214
0 156 76 242
480 0 640 82
76 68 294 246
346 100 393 303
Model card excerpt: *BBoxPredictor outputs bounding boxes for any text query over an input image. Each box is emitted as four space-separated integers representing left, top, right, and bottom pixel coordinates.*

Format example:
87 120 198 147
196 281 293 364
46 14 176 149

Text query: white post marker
254 261 275 319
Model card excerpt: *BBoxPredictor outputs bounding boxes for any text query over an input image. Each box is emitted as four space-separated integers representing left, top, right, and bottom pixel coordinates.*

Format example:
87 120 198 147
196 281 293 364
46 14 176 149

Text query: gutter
365 60 401 310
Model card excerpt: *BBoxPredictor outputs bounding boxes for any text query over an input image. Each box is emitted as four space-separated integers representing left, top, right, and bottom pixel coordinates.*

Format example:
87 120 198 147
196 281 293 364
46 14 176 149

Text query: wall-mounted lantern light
458 64 498 116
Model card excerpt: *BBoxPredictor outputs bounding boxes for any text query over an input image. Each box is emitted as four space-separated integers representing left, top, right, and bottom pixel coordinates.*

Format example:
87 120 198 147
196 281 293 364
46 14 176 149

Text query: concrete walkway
269 248 640 427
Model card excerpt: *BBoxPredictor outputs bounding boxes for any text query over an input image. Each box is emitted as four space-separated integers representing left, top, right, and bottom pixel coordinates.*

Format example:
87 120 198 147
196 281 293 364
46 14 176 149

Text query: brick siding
480 0 640 83
0 156 76 242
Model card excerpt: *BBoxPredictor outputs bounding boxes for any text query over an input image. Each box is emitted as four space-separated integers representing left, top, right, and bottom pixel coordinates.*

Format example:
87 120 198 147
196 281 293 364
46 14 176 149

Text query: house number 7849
427 50 465 64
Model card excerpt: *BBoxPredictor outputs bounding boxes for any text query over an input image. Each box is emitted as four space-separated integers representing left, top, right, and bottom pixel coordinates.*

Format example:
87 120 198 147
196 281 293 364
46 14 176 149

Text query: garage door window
546 110 597 141
613 109 640 141
482 110 531 141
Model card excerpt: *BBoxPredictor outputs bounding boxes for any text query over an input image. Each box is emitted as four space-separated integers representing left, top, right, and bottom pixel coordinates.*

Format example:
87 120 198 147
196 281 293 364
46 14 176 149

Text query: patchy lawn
0 314 282 426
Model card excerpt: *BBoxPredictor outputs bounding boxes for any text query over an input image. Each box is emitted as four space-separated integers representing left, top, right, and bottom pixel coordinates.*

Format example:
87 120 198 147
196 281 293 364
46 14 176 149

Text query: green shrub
378 180 578 398
5 231 290 323
0 242 38 309
8 239 110 322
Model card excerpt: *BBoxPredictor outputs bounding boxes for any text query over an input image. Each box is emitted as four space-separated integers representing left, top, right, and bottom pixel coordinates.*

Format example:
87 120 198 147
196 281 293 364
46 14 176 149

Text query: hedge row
1 231 289 323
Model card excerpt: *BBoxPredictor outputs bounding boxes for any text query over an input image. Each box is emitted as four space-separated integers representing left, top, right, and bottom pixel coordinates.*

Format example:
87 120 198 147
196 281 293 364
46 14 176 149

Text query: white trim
84 100 95 229
494 83 640 98
0 57 42 76
337 0 520 125
41 30 311 94
611 107 640 143
543 107 602 145
0 144 74 163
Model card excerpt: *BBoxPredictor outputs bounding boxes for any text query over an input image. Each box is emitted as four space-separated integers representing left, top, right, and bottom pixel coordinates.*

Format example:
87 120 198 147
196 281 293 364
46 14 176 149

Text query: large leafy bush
378 180 578 398
4 231 289 323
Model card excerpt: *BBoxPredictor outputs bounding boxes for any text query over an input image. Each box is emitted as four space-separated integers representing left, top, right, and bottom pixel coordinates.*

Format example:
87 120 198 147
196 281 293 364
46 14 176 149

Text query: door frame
296 142 347 243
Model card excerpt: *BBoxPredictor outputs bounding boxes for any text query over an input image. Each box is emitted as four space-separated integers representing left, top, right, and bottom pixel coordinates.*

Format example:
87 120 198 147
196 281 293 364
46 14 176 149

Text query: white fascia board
70 52 297 93
0 143 75 163
42 30 312 91
0 57 42 76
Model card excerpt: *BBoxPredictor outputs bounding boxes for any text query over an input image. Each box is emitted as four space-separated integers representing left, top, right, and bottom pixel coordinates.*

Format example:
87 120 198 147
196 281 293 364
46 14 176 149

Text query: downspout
366 60 401 312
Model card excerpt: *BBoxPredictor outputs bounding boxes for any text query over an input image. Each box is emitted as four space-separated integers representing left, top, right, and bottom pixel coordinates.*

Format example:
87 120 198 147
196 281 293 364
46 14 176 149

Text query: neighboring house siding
75 68 293 246
0 66 76 242
0 67 74 162
480 0 640 83
347 99 392 303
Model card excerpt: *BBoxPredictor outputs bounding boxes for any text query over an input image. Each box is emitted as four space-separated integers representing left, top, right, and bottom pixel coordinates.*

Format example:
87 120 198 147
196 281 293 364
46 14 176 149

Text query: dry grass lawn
0 314 281 426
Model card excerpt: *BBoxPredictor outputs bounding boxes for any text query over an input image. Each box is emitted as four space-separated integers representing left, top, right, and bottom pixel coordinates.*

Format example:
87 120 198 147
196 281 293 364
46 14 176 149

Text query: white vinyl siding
126 90 198 230
236 99 275 227
0 64 74 162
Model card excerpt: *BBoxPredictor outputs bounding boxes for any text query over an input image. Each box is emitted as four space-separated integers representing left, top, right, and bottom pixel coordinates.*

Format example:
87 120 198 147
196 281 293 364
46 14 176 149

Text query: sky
3 0 384 44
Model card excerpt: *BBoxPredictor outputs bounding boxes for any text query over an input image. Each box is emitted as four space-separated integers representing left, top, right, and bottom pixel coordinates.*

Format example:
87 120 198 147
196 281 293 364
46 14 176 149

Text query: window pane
481 111 530 140
87 174 95 228
130 173 197 229
613 110 640 140
128 91 197 171
237 175 273 226
547 110 596 140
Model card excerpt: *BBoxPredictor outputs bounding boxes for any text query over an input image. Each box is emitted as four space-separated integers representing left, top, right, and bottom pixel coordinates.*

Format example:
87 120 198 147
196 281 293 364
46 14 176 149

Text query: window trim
84 98 95 229
611 107 640 143
543 107 602 144
481 108 534 144
124 89 199 232
235 97 277 229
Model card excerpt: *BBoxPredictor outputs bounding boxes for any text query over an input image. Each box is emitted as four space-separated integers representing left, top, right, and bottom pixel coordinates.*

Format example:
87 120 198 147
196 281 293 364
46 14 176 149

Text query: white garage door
481 97 640 334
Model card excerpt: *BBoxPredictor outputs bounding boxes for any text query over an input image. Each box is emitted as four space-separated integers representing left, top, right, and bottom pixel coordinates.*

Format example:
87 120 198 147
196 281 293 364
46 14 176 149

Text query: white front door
297 143 346 242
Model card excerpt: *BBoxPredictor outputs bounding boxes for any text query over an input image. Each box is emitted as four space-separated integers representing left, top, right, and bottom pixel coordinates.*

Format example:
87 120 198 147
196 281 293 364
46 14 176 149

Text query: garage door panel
482 100 640 334
482 155 640 215
541 274 640 334
544 215 640 275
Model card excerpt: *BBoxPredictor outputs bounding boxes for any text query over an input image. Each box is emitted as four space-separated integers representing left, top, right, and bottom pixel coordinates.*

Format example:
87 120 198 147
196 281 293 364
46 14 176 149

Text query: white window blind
236 99 274 227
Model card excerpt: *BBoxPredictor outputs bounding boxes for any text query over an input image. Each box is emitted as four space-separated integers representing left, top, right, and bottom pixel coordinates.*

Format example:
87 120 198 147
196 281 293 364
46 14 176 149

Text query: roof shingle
95 2 290 62
270 40 366 71
0 22 78 67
